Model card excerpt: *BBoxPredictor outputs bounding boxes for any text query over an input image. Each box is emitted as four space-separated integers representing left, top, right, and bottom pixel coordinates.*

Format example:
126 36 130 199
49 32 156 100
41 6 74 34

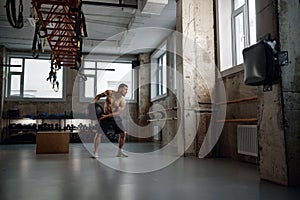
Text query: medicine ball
87 102 104 119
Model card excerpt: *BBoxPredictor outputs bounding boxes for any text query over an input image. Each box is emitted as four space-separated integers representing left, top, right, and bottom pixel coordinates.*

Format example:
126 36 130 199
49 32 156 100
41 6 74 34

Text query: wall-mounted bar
147 117 177 122
194 109 212 114
217 118 258 123
217 96 258 105
147 107 177 114
198 102 212 105
215 96 258 123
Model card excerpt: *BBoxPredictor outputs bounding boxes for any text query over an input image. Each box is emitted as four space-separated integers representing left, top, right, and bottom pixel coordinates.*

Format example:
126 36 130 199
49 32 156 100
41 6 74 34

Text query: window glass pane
248 0 256 45
162 54 167 94
10 74 21 96
173 34 177 90
173 54 177 90
10 58 22 72
96 62 133 100
162 64 167 94
84 76 95 98
151 53 167 98
234 12 245 65
83 61 96 75
234 0 245 10
150 47 168 100
162 54 167 66
24 59 63 98
150 62 158 99
158 63 162 95
218 0 233 71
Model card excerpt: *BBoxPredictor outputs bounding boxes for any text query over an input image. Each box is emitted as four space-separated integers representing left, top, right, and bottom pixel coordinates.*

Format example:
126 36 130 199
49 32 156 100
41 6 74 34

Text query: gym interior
0 0 300 199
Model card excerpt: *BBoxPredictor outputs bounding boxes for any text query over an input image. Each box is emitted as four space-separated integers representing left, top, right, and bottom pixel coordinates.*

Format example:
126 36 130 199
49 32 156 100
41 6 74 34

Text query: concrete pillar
177 0 215 156
138 53 151 126
278 0 300 186
256 0 288 185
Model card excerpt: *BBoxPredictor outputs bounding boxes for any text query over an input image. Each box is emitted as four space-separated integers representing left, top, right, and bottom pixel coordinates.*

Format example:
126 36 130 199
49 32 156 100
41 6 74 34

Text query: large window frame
5 55 66 101
157 53 167 96
217 0 256 71
80 60 137 103
232 2 247 66
151 42 168 101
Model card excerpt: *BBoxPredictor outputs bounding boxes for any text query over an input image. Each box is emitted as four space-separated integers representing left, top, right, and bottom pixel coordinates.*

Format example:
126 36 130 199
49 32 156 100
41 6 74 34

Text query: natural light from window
82 61 135 101
7 57 64 99
218 0 256 71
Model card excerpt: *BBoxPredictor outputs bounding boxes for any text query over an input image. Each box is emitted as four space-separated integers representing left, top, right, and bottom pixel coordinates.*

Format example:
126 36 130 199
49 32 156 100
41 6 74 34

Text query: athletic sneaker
92 152 99 158
116 151 128 157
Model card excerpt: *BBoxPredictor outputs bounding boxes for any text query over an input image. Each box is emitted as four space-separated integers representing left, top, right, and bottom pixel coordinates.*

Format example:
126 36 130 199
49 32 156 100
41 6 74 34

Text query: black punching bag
87 102 104 119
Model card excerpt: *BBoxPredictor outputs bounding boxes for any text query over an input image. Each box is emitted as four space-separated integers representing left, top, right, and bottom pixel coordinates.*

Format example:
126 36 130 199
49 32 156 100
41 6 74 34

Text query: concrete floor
0 143 299 200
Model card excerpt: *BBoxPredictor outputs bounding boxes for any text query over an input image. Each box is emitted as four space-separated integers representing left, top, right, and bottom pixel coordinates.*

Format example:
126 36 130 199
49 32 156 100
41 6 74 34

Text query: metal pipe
0 64 21 67
82 1 138 9
82 68 115 71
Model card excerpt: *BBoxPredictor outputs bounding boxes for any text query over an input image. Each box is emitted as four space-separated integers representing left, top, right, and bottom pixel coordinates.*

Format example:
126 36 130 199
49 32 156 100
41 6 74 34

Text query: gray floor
0 143 299 200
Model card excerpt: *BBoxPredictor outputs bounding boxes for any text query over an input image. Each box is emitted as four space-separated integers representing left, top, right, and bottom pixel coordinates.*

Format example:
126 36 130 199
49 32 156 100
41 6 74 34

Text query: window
81 61 136 101
6 57 65 100
151 44 168 100
217 0 256 71
172 32 177 91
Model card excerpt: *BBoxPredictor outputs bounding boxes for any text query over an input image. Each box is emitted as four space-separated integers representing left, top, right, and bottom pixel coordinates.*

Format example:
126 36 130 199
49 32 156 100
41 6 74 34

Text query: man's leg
118 132 126 149
117 132 128 157
93 132 102 158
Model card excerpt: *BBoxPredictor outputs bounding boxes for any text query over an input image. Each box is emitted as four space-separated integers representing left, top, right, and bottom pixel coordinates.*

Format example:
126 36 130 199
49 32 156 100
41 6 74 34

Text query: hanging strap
46 61 60 92
5 0 24 29
32 21 41 58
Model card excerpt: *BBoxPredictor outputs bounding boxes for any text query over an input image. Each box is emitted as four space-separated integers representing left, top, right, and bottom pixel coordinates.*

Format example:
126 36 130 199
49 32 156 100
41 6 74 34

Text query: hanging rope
5 0 24 29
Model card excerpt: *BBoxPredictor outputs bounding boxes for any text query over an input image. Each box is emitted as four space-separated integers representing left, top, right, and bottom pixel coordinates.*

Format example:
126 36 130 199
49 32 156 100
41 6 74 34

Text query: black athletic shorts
99 116 126 134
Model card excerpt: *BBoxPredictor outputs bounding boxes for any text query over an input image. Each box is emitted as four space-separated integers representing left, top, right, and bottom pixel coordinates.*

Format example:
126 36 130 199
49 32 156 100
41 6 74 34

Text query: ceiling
0 0 176 56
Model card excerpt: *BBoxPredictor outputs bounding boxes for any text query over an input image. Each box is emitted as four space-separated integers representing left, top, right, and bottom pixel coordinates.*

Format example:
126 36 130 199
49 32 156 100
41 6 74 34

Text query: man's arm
91 90 111 103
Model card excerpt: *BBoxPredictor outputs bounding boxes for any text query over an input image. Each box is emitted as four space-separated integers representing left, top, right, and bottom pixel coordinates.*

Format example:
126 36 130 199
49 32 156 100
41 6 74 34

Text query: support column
137 53 151 141
279 0 300 186
256 0 288 185
177 0 215 156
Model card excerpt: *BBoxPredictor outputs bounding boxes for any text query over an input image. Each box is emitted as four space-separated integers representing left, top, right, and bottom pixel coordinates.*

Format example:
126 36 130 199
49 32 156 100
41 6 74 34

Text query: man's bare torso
104 90 125 114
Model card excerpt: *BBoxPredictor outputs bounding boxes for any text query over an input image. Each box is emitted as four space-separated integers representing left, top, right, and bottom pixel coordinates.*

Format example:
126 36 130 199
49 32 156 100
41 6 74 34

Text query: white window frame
217 0 256 72
150 42 168 101
80 60 137 103
232 0 248 66
5 55 66 101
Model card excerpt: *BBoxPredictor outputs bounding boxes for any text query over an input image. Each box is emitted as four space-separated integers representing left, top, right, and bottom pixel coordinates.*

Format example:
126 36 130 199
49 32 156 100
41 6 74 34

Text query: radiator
237 125 258 157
